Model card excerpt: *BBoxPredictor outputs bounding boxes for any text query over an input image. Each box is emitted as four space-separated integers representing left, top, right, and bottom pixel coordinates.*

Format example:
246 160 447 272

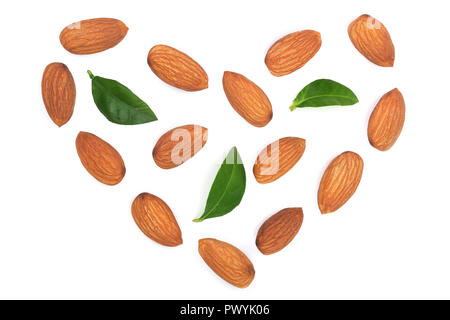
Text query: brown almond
75 132 125 186
348 14 395 67
153 125 208 169
318 152 364 214
222 71 273 127
265 30 322 77
41 62 76 127
131 193 182 247
147 45 208 91
368 89 405 151
253 137 306 184
256 208 304 255
198 238 255 288
60 18 128 54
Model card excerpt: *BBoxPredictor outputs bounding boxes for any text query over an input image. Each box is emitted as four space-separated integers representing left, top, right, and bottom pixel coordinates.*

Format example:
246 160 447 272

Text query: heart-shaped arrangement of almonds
42 15 405 288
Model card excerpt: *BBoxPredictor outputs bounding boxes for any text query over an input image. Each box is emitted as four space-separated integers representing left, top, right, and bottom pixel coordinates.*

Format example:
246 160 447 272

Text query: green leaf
88 70 157 125
194 147 246 222
289 79 359 111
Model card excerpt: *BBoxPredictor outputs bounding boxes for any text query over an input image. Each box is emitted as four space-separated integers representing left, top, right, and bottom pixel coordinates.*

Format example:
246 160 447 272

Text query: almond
60 18 128 54
265 30 322 77
147 45 208 91
318 152 364 214
348 14 395 67
75 131 125 186
131 193 182 247
222 71 273 127
153 125 208 169
253 137 306 184
368 89 405 151
256 208 304 255
41 63 76 127
198 238 255 288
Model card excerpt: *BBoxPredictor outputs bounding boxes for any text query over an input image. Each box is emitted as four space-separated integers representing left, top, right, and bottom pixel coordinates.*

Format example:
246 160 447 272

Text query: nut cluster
41 14 405 289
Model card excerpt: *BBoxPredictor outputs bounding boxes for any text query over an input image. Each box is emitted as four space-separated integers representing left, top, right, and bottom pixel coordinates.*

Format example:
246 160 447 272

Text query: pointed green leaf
88 70 158 125
290 79 359 110
194 147 246 222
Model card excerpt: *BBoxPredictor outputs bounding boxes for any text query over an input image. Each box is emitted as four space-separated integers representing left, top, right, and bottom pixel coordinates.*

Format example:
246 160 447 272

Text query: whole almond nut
368 88 405 151
153 125 208 169
318 152 364 214
198 238 255 288
147 45 208 91
253 137 306 184
256 208 304 255
75 131 125 186
222 71 273 127
41 62 76 127
60 18 128 54
265 30 322 77
131 193 182 247
348 14 395 67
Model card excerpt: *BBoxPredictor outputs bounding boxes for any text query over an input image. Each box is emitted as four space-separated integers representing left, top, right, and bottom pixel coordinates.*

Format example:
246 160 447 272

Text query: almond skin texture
348 14 395 67
318 152 364 214
131 193 182 247
368 89 405 151
198 238 255 288
222 71 273 127
60 18 128 54
75 132 125 186
265 30 322 76
41 62 76 127
147 45 208 91
153 125 208 169
256 208 304 255
253 137 306 184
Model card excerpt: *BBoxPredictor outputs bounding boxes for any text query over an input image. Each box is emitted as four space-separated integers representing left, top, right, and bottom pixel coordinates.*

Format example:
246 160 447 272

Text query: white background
0 0 449 300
